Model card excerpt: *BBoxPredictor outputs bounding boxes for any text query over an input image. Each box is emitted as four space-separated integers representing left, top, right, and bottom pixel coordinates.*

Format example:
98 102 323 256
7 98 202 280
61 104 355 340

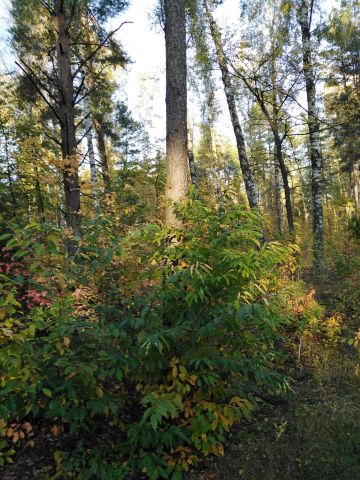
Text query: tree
10 0 129 235
228 0 301 234
203 0 259 209
323 0 360 217
297 0 324 269
164 0 190 225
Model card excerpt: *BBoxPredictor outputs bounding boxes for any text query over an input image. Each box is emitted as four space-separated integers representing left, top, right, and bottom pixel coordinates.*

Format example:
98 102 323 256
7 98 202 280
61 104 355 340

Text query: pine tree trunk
165 0 190 225
205 2 258 209
53 0 81 236
298 0 324 269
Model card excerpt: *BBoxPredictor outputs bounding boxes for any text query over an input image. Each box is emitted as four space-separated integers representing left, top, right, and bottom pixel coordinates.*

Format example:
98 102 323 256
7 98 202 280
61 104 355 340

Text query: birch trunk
83 11 111 194
274 151 284 235
53 0 81 236
351 162 360 216
298 0 324 269
84 96 99 212
204 2 259 209
274 133 294 234
165 0 190 225
188 126 198 187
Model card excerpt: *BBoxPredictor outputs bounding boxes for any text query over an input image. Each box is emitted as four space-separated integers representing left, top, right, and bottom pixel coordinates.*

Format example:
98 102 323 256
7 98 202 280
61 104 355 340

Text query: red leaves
1 246 52 308
21 289 52 308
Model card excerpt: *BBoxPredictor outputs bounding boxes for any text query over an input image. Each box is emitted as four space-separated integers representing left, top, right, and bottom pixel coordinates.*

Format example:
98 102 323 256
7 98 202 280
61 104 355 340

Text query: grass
189 342 360 480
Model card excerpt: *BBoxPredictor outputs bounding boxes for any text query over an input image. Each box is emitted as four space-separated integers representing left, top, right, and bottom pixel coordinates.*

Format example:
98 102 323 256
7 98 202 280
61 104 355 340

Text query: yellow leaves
209 443 224 457
164 446 199 474
188 375 197 386
63 336 71 347
55 341 65 356
53 450 62 464
5 422 33 443
81 181 96 190
22 422 32 434
172 364 178 379
0 418 6 435
50 154 79 175
96 386 104 398
229 396 250 408
51 424 64 437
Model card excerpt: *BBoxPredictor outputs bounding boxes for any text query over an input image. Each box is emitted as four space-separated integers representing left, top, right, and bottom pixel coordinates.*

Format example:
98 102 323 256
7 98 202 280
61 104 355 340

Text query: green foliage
0 199 305 478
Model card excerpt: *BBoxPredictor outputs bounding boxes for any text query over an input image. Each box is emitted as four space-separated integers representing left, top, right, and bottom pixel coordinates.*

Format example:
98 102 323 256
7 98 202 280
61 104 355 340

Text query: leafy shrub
0 199 302 479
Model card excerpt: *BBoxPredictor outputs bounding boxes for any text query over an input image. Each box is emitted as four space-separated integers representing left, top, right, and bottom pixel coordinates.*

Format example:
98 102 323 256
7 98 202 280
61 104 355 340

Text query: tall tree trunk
351 161 360 216
204 1 259 209
83 10 112 194
84 96 99 212
274 133 294 234
34 163 45 221
298 0 324 269
92 114 111 192
2 130 18 217
53 0 81 236
164 0 189 225
274 150 284 235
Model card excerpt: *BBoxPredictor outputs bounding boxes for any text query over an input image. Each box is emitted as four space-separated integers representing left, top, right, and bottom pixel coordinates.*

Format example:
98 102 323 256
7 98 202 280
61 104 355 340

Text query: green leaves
142 393 183 431
0 201 304 479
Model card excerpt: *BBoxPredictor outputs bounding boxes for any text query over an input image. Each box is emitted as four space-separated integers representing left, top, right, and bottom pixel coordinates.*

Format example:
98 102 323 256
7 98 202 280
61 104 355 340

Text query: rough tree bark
53 0 81 236
204 1 259 209
298 0 324 269
164 0 190 225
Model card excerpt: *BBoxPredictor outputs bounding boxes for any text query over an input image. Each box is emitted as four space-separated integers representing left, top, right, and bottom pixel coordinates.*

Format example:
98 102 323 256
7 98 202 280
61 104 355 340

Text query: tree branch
71 21 133 80
15 61 63 127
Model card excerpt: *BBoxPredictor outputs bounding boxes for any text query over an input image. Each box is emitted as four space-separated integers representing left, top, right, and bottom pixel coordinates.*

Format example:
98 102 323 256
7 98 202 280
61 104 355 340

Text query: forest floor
189 271 360 480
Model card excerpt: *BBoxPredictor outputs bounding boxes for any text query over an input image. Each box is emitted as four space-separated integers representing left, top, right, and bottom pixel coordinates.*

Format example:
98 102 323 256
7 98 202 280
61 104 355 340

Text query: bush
0 199 301 479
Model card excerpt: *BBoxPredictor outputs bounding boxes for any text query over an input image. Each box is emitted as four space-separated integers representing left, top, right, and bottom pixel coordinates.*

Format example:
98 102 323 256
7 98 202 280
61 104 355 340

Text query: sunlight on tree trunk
164 0 190 225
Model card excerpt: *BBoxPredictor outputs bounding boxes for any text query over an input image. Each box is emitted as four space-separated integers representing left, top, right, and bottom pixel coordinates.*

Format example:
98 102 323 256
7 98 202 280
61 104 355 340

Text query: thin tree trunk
274 133 294 234
298 0 324 269
84 95 99 212
34 163 45 220
204 1 259 209
164 0 189 225
351 161 360 216
2 131 18 217
274 150 284 235
188 125 198 187
93 118 111 192
83 10 112 194
53 0 81 236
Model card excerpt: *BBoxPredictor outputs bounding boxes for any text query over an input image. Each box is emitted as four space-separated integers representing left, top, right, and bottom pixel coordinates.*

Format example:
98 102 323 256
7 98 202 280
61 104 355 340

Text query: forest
0 0 359 478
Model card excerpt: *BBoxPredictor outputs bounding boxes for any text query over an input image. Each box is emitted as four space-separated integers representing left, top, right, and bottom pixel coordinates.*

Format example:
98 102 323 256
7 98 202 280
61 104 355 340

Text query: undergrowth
0 199 322 479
